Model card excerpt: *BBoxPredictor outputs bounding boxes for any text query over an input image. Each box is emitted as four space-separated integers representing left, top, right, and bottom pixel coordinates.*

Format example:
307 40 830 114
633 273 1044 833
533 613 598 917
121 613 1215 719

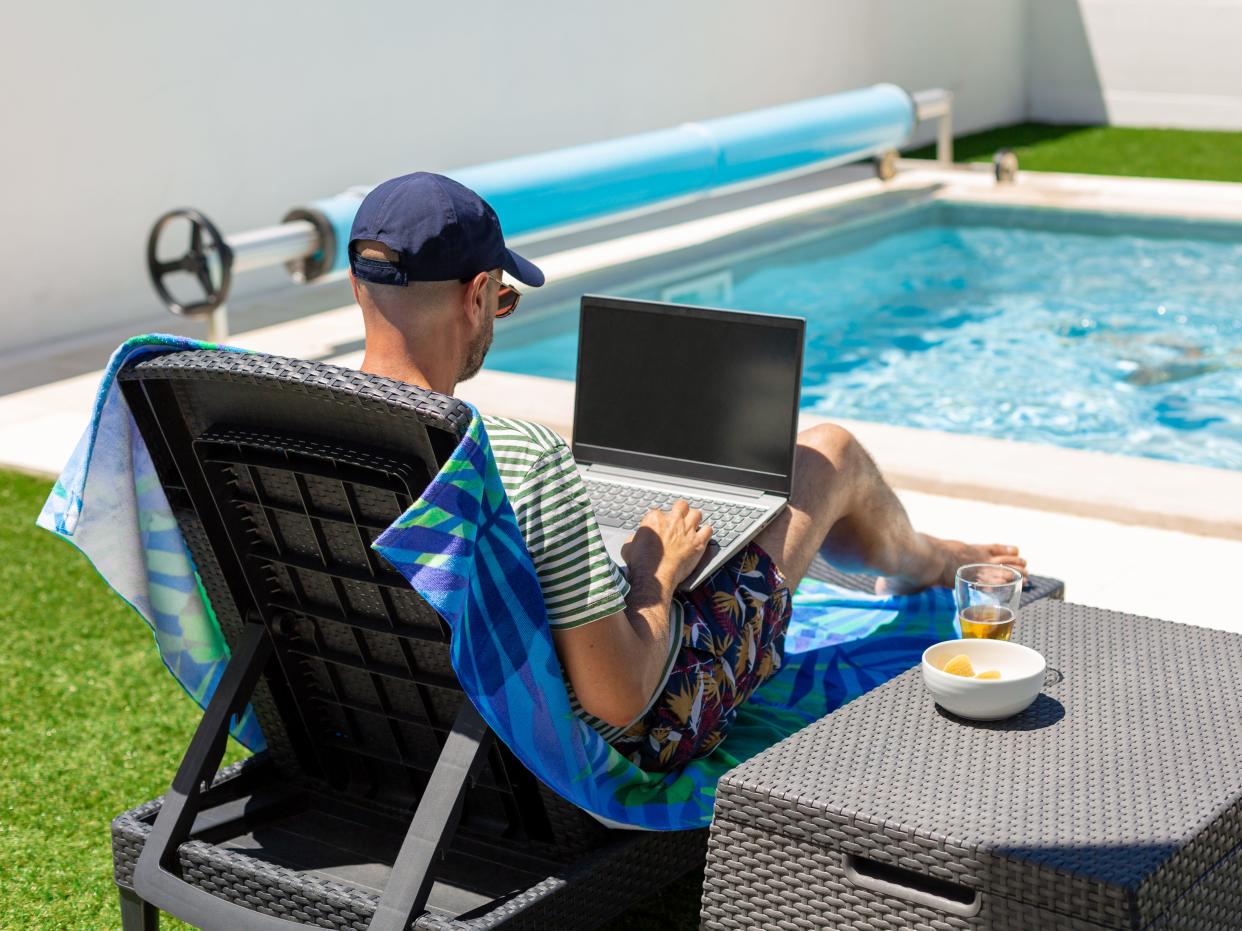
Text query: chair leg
118 886 159 930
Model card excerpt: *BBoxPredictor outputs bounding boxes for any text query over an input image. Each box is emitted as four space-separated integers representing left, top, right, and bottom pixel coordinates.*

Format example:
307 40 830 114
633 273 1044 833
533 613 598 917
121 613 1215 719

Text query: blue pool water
487 202 1242 470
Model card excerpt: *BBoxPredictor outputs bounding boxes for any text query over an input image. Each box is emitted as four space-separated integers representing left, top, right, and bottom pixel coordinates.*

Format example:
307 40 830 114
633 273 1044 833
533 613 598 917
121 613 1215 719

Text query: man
350 172 1025 771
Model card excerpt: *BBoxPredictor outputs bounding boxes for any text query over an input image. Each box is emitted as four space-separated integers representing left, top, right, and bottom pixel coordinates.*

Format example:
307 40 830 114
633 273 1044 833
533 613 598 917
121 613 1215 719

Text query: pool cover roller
290 83 915 280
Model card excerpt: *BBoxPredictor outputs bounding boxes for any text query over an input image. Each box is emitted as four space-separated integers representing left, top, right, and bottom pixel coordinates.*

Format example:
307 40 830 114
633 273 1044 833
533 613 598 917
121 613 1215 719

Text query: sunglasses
484 272 521 318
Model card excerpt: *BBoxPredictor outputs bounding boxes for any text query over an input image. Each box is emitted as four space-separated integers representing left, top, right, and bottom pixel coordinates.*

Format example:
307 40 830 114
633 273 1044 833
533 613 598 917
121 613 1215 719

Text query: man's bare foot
875 536 1027 595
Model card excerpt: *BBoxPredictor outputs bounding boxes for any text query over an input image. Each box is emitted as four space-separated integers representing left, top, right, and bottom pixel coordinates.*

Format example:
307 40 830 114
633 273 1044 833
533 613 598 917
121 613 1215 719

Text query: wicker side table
703 601 1242 930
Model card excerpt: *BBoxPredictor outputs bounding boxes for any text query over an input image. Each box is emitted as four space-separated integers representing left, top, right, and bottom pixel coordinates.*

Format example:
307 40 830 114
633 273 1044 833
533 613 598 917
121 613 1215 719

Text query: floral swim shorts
611 542 792 772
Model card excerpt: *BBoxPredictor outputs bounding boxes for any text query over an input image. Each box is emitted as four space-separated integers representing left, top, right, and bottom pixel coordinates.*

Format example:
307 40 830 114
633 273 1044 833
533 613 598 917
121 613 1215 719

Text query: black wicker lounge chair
108 349 1063 930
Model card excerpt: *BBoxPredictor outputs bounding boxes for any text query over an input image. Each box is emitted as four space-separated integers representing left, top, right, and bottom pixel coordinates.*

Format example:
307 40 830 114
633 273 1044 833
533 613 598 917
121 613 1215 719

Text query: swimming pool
487 200 1242 471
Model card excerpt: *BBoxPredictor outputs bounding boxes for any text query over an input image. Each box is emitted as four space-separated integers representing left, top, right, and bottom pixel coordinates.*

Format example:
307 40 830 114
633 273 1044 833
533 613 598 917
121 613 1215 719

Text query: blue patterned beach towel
36 335 264 749
39 337 957 830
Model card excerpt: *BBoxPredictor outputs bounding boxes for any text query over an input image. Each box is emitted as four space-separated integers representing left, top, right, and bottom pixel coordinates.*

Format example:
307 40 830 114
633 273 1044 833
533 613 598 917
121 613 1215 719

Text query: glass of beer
954 564 1022 640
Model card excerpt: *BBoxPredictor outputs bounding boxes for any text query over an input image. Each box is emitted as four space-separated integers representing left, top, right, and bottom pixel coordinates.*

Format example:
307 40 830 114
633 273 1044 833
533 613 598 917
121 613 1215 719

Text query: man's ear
462 271 488 326
350 272 359 304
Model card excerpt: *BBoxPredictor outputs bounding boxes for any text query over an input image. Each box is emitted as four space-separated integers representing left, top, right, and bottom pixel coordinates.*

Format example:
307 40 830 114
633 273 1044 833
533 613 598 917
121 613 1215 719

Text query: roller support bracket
874 149 899 181
279 206 336 284
147 208 234 317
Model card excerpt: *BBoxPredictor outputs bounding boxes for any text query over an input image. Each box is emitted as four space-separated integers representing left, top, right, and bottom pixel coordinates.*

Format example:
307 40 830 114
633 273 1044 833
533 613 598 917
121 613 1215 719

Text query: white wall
1028 0 1242 128
0 0 1028 356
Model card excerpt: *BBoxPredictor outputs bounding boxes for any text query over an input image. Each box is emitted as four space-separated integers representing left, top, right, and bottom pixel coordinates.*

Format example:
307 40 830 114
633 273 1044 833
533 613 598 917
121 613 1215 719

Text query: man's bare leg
753 424 1026 593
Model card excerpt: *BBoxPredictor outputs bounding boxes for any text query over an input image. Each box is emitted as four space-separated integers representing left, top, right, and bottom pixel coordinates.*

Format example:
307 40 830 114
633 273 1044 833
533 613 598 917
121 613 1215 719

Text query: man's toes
994 556 1028 576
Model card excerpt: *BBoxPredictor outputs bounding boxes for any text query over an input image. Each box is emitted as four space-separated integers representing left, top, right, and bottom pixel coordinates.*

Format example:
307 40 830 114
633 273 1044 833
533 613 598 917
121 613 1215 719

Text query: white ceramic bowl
921 639 1046 721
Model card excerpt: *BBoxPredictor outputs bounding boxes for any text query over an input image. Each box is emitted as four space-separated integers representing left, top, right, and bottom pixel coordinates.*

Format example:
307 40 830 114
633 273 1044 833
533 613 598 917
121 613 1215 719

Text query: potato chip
975 670 1002 680
942 654 975 677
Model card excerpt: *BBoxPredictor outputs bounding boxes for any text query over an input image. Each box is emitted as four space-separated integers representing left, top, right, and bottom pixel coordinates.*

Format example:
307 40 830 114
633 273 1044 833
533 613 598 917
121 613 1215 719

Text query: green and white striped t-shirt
483 415 682 742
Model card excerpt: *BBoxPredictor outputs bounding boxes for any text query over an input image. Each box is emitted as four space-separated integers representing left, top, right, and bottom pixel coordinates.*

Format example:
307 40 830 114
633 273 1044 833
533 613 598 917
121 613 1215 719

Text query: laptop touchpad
600 527 630 567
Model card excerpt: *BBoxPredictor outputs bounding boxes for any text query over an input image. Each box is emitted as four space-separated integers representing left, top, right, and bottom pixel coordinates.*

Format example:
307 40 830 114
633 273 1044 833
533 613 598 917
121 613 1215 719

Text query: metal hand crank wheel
146 208 234 316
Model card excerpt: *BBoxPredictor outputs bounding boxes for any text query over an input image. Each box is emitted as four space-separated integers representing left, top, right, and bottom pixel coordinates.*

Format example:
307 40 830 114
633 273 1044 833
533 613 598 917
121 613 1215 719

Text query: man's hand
621 500 713 591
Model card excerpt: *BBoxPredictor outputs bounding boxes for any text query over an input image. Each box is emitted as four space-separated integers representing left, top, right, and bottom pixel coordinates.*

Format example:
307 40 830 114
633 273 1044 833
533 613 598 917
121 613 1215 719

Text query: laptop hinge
582 462 769 499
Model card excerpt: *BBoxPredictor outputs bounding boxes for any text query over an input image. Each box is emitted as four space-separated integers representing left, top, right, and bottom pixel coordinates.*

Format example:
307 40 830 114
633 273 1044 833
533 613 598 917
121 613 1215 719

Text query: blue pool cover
303 84 915 277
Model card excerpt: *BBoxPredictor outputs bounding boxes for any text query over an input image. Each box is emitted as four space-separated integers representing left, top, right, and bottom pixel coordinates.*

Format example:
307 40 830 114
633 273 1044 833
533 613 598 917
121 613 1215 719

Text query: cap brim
503 249 545 287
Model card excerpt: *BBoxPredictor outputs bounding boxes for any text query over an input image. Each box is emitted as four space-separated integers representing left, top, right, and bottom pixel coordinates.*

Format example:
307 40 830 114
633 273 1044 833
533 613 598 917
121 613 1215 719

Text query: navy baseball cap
348 172 544 288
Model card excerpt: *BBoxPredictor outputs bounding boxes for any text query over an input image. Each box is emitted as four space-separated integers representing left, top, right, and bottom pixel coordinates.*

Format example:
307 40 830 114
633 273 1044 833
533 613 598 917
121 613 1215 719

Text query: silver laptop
572 295 805 591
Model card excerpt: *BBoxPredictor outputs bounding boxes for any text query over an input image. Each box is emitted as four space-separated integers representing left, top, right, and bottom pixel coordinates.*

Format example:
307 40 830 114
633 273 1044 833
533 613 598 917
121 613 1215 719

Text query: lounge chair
106 349 1062 929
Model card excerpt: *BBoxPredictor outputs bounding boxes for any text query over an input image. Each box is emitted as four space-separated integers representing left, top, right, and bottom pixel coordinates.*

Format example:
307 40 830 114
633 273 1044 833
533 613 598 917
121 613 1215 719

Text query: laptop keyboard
583 478 769 548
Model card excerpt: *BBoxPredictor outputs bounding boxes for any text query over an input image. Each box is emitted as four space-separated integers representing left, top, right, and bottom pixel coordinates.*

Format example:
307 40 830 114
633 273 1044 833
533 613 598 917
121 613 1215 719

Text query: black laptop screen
572 297 804 494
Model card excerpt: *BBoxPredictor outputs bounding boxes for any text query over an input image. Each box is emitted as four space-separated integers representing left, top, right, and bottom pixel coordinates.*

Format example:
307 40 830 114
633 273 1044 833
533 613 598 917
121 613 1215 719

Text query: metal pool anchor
994 148 1020 183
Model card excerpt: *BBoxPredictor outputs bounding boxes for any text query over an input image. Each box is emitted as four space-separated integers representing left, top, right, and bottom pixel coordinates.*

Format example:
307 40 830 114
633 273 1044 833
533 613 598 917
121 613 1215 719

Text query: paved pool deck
4 162 1241 634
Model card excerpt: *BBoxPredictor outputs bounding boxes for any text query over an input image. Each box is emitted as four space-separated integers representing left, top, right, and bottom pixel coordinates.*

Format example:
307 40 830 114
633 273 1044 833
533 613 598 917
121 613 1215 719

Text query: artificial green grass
0 469 248 930
0 467 700 929
905 122 1242 184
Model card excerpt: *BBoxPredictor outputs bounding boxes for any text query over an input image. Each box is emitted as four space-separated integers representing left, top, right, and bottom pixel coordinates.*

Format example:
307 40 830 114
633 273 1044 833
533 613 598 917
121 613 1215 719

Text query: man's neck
359 347 456 396
355 292 462 395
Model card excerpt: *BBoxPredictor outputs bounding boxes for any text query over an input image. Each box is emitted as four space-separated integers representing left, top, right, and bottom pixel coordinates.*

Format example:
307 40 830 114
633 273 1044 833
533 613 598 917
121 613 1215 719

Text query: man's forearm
623 565 678 700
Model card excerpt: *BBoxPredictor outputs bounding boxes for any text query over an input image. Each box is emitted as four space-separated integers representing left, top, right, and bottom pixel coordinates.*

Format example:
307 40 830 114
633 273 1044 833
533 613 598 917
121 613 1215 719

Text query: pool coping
920 159 1242 221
